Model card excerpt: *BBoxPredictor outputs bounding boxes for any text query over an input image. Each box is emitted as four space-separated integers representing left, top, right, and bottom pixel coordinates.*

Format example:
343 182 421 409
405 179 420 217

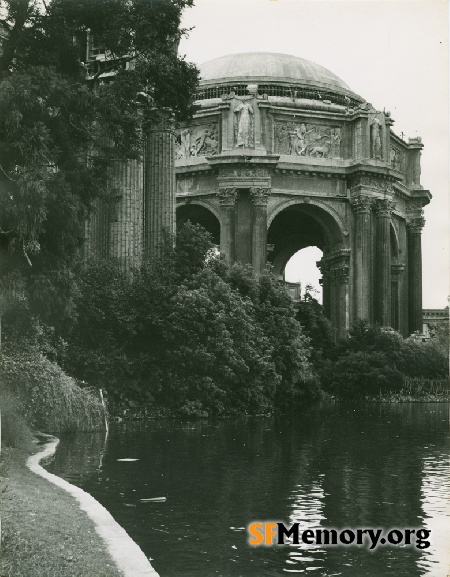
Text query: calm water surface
48 403 450 577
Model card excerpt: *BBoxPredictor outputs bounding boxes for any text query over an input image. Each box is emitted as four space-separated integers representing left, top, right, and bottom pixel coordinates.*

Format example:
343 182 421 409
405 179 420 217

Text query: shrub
397 340 448 378
321 350 403 398
0 349 106 433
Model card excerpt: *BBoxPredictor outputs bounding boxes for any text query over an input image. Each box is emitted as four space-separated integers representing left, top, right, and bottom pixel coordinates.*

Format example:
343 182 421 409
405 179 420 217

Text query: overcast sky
179 0 449 309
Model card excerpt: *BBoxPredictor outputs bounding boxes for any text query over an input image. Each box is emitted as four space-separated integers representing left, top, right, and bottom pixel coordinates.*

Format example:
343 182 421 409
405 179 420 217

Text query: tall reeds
401 376 450 399
0 349 106 438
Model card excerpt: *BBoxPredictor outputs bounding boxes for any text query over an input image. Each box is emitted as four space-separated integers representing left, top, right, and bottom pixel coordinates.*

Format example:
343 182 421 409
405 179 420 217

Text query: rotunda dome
197 52 363 105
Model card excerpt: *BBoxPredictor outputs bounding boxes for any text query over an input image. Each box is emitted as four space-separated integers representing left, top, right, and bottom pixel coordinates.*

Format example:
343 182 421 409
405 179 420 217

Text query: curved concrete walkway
27 434 159 577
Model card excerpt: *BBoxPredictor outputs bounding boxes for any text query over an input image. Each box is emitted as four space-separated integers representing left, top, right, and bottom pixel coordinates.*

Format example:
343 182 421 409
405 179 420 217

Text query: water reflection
418 453 450 576
286 479 326 572
47 403 450 577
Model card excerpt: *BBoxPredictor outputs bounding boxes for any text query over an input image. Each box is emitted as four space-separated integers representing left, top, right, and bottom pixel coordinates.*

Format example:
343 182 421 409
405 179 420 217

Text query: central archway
267 200 349 337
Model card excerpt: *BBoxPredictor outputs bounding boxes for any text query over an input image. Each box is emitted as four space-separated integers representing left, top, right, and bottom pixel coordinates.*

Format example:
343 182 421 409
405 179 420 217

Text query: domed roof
198 52 361 102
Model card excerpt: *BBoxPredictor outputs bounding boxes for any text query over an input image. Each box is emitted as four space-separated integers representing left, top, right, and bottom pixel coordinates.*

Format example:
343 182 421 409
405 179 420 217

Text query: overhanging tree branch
0 0 31 76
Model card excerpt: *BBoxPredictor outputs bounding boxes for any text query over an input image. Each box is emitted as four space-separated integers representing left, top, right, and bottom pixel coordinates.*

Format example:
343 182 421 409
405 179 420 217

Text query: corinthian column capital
374 198 396 217
250 187 272 206
350 195 373 214
406 217 425 233
218 187 238 206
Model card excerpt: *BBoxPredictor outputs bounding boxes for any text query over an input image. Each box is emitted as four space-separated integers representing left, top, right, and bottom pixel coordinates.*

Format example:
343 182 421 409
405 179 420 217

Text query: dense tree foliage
0 0 198 326
61 223 316 417
294 286 336 366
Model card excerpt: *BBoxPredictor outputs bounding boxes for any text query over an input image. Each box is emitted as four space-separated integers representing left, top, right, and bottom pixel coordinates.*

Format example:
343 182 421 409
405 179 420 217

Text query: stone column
328 270 340 342
374 199 395 326
218 188 238 263
84 197 110 260
144 109 175 260
407 217 425 333
391 264 405 332
108 159 144 271
318 260 331 319
333 265 350 339
250 187 271 274
351 195 372 320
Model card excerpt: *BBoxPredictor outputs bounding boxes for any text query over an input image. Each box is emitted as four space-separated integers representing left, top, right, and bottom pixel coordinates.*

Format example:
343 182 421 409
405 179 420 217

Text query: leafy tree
0 0 198 330
163 267 277 415
295 287 335 366
62 224 316 416
173 220 215 282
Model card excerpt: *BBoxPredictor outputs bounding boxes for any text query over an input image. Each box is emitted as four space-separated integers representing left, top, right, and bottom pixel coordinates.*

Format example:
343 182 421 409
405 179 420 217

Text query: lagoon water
47 403 450 577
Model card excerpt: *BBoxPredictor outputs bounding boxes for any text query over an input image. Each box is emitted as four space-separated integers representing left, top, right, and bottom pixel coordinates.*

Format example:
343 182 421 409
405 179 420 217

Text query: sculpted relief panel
390 146 404 172
274 121 341 158
175 123 219 158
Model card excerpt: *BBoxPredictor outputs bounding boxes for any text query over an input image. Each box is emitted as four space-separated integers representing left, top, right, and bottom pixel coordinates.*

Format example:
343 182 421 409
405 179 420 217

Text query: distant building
422 307 449 339
285 282 301 302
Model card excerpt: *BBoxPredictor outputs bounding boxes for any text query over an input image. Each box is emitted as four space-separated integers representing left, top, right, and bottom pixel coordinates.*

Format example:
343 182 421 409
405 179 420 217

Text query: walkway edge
27 434 159 577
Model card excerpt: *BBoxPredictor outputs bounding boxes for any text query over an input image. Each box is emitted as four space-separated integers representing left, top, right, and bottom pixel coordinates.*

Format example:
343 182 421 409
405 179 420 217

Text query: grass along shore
0 441 124 577
0 345 121 577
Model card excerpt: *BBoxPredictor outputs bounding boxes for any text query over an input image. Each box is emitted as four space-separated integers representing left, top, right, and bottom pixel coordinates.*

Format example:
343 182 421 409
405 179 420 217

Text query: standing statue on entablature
234 101 254 147
370 117 383 159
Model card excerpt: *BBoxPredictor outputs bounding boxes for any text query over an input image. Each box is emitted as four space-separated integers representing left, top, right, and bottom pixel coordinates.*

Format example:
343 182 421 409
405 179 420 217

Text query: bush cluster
317 320 448 399
0 343 106 440
2 222 447 422
62 223 317 417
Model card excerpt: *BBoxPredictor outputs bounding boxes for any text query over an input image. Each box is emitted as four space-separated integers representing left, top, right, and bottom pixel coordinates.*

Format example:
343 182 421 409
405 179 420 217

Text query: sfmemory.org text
248 522 431 550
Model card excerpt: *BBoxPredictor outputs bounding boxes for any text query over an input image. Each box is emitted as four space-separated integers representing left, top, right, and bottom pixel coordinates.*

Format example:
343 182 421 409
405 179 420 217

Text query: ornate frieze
218 187 238 206
350 175 393 194
406 217 425 233
175 123 219 159
373 199 396 217
218 167 271 189
250 187 272 206
219 168 269 179
406 199 423 214
274 121 341 158
350 195 372 213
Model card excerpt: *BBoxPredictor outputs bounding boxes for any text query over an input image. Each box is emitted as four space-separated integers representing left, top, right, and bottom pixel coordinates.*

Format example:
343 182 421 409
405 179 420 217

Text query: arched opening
267 201 348 337
176 203 220 245
284 246 324 303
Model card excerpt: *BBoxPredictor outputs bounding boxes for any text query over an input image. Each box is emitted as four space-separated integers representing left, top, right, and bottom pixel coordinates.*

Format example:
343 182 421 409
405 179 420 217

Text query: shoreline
1 436 159 577
109 396 450 421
